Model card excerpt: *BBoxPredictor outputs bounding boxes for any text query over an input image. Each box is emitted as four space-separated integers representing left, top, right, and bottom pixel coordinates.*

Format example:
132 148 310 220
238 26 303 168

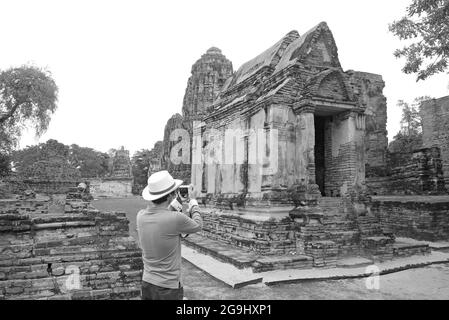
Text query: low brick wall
366 147 447 196
371 198 449 241
200 210 297 255
0 199 49 216
88 178 133 198
0 199 142 300
199 204 397 266
1 178 80 196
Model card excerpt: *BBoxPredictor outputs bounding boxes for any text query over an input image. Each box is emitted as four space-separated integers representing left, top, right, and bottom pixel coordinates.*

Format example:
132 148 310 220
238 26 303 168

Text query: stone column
293 102 316 185
260 107 278 192
291 101 322 204
191 121 203 192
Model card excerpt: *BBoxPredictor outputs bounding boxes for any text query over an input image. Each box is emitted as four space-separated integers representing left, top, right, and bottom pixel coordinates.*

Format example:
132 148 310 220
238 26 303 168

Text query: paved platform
183 234 260 269
182 245 449 288
372 195 449 203
182 246 263 289
396 237 449 252
182 234 449 288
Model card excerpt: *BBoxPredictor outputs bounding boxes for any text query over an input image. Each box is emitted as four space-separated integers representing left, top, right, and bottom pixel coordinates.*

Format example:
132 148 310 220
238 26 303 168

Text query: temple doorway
314 116 327 196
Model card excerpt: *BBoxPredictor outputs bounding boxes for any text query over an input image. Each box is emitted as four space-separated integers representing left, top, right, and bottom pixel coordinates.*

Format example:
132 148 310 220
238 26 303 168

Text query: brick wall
200 211 296 255
0 199 142 300
421 96 449 191
366 147 446 195
2 178 79 196
372 199 449 241
347 72 388 171
324 141 358 197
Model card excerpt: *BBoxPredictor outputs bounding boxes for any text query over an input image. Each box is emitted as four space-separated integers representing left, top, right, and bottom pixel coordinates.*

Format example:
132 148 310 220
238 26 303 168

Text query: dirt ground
93 197 449 300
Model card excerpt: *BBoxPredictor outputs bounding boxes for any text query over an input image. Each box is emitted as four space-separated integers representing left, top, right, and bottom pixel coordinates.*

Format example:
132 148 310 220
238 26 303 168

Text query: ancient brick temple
168 22 449 267
153 23 447 267
191 22 387 208
160 47 233 183
88 147 134 198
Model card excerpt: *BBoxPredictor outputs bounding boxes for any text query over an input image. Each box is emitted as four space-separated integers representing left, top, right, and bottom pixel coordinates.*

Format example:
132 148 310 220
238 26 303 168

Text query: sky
0 0 447 155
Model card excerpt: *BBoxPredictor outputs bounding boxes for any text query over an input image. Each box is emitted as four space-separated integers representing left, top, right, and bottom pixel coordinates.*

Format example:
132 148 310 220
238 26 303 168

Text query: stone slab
182 234 259 268
372 196 449 204
182 244 449 289
261 251 449 286
336 257 373 268
256 255 312 264
395 237 449 251
181 245 263 289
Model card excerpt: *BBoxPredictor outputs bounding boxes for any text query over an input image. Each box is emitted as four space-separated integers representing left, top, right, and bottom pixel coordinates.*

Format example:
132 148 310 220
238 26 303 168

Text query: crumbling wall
347 71 388 173
200 211 296 255
421 96 449 191
1 178 79 196
372 199 449 241
366 147 445 195
88 178 133 199
324 113 364 197
0 198 142 300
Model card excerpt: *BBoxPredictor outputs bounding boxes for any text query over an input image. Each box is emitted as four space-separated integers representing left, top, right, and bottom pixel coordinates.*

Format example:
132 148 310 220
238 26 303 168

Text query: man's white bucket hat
142 170 183 201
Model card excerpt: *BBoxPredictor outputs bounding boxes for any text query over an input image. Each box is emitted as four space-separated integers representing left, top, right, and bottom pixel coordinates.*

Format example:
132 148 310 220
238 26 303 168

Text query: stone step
395 237 449 252
0 255 142 281
252 255 314 273
393 242 431 257
336 257 373 268
182 234 259 269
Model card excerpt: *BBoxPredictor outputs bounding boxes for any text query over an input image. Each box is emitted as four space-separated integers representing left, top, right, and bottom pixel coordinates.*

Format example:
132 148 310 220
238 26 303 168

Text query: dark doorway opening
314 116 326 196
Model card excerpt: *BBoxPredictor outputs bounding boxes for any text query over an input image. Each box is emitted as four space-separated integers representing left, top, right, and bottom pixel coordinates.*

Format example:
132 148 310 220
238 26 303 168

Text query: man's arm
177 201 203 234
135 210 143 249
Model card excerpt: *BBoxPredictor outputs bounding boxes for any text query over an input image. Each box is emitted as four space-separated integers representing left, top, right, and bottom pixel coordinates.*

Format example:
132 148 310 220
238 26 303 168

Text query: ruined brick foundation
371 197 449 241
193 197 431 271
0 197 142 300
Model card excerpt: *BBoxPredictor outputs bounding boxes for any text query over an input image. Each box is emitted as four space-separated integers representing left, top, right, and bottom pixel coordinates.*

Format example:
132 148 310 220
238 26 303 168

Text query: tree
0 153 10 177
389 96 431 153
11 139 79 180
389 0 449 81
0 65 58 151
12 140 110 180
12 139 69 174
131 141 163 194
132 149 152 194
68 144 110 178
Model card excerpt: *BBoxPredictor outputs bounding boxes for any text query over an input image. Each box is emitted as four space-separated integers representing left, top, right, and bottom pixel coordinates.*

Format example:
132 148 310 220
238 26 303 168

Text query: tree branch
0 101 21 125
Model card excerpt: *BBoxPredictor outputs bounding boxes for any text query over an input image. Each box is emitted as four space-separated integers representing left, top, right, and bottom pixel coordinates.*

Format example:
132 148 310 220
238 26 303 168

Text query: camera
169 185 190 213
178 185 189 202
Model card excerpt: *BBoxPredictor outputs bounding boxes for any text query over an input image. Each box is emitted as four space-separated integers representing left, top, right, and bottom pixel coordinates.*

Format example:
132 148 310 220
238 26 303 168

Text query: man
137 170 202 300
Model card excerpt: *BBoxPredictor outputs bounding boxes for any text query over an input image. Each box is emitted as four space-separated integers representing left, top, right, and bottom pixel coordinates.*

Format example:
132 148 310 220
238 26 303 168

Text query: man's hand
187 184 200 213
188 184 199 200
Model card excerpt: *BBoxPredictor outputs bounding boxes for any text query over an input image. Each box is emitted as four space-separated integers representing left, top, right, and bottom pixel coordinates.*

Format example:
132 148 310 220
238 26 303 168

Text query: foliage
388 131 423 153
388 96 431 153
131 141 163 194
0 65 58 152
69 144 110 178
0 153 11 177
131 149 152 194
12 139 110 180
389 0 449 81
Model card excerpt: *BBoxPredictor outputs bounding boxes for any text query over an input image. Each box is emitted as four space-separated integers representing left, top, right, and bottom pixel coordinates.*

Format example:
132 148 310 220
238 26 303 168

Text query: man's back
136 208 202 289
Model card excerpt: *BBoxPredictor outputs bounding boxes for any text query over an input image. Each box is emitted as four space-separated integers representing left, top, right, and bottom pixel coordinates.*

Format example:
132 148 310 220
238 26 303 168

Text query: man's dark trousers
141 281 183 300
